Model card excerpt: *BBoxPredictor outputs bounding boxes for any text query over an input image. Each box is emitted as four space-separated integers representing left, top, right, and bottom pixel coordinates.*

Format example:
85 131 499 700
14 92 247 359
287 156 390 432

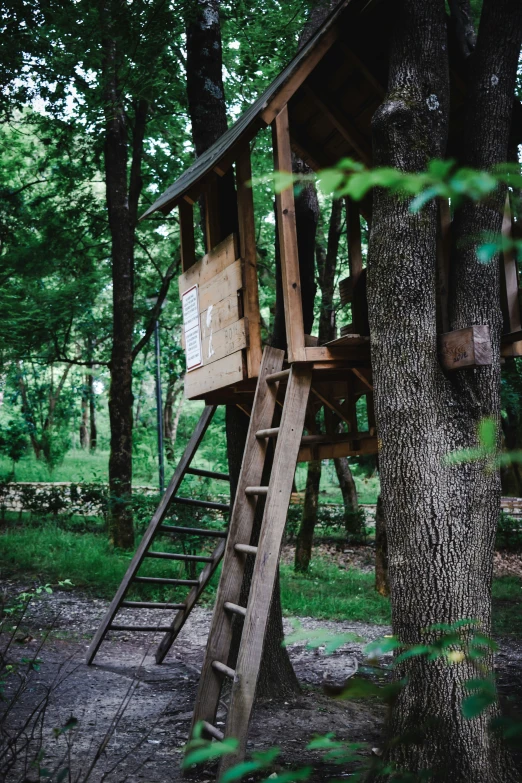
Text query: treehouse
90 0 522 768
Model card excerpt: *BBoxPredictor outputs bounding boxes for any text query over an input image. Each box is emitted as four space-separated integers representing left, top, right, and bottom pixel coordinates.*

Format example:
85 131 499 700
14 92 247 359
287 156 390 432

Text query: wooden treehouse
88 0 522 772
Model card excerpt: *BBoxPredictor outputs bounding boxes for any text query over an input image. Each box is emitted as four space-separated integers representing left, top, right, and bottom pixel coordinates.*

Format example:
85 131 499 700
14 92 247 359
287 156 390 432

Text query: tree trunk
88 364 97 452
164 374 184 462
374 494 389 597
184 0 298 700
101 2 148 549
334 455 362 538
367 0 522 778
295 459 322 572
80 378 88 449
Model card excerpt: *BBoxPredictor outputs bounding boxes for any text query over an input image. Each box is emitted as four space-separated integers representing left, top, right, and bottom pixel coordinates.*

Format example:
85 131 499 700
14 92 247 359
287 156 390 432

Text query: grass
2 522 520 637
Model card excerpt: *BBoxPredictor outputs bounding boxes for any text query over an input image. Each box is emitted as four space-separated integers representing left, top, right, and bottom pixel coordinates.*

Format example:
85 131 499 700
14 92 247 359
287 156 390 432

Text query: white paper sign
182 285 202 371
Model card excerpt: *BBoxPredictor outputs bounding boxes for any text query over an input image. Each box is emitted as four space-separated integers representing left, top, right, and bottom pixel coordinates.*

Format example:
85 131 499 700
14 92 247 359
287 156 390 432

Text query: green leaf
220 748 280 783
183 738 239 769
364 636 401 657
260 767 311 783
395 645 432 664
477 242 501 264
478 417 496 451
409 186 440 213
317 169 345 195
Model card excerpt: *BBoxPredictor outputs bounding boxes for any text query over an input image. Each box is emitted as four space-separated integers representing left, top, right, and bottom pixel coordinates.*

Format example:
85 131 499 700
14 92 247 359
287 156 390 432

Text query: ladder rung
173 496 230 511
244 486 268 496
265 369 290 384
133 576 199 586
255 427 280 439
212 660 235 679
234 543 258 555
108 625 172 632
186 467 230 481
159 525 227 538
202 721 224 741
146 552 214 563
121 601 185 610
224 601 247 617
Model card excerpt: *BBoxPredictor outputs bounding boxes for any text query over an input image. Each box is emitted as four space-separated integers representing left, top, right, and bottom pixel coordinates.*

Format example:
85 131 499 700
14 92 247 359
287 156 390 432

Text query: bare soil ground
1 583 388 783
2 576 522 783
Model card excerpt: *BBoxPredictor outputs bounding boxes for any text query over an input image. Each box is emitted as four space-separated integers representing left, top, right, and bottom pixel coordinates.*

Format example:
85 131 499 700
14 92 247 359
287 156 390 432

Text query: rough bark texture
366 0 522 779
334 455 361 537
184 0 298 700
374 494 389 597
101 1 148 549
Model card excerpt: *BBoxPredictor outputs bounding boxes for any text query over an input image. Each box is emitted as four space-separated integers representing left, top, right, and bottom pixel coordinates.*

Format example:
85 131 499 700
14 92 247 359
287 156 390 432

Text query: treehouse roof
141 0 379 220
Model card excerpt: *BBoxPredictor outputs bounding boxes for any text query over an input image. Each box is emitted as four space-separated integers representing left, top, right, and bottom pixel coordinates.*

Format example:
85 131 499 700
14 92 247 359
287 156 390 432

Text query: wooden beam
439 325 492 370
261 25 340 125
204 178 222 252
179 200 196 272
350 367 373 391
236 143 263 378
338 42 386 99
272 105 306 362
302 84 372 165
310 386 351 427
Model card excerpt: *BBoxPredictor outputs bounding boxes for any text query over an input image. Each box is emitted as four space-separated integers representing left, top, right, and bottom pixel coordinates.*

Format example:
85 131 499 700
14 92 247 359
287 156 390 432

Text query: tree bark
80 377 88 449
88 363 97 452
101 0 149 549
374 494 389 597
295 459 322 572
366 0 522 778
334 455 362 538
164 374 184 462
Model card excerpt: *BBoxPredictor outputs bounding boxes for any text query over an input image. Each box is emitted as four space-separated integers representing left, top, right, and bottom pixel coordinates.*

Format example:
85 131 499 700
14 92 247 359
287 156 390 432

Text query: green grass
1 525 519 637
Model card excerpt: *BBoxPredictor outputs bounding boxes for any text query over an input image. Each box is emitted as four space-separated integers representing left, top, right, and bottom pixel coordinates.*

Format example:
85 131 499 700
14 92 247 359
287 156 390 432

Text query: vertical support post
346 197 362 286
272 105 306 363
436 198 451 334
236 143 263 377
204 177 222 252
154 319 165 494
179 200 196 273
501 193 521 333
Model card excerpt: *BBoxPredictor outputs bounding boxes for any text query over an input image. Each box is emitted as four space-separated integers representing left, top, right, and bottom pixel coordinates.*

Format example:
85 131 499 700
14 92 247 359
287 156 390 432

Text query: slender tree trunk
295 459 322 571
164 375 184 462
334 455 362 538
80 380 88 449
88 364 97 452
101 2 148 549
367 0 522 778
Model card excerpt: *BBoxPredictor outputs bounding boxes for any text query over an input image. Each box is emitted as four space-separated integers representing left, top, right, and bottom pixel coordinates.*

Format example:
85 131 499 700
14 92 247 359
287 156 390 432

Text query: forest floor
2 577 522 783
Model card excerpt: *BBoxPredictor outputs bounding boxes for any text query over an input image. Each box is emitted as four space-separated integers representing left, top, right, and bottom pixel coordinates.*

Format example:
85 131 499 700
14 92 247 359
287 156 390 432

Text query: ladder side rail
219 366 312 774
189 347 285 734
85 405 217 665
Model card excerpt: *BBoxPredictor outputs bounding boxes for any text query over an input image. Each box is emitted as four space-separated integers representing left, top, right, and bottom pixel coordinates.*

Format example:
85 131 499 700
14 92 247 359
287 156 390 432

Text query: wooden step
121 601 185 610
146 552 214 563
186 467 230 481
109 625 173 632
173 496 230 511
244 486 268 496
255 427 280 439
133 576 199 586
224 601 247 617
159 525 227 538
212 661 235 679
265 369 290 384
202 721 224 741
234 543 258 555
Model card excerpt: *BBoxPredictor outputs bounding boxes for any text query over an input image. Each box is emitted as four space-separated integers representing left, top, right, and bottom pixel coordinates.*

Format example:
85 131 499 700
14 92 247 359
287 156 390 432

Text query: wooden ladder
86 405 230 666
188 346 312 775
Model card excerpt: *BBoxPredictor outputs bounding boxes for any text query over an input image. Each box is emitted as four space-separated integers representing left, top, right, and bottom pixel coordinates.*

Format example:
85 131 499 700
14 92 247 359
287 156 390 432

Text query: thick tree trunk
185 0 298 699
367 0 522 779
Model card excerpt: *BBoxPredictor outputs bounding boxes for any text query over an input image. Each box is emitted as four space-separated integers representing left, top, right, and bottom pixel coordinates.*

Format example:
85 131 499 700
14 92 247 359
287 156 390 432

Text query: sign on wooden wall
179 234 249 399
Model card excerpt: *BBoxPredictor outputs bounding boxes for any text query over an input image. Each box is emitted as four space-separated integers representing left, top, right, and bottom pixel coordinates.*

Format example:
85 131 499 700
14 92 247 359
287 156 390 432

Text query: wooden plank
201 293 241 340
201 318 249 367
85 406 217 665
350 367 373 390
502 193 522 333
184 351 245 399
346 197 363 285
324 334 369 347
179 200 196 272
273 105 306 363
179 234 238 296
198 260 244 313
501 339 522 358
260 24 340 125
189 347 285 746
298 435 378 462
310 386 351 427
220 366 312 775
339 276 353 306
204 178 222 252
236 143 263 379
439 325 492 370
304 342 370 362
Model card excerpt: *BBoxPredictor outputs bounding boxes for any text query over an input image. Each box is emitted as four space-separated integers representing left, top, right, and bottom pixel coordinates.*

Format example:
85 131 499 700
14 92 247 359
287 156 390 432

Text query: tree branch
131 253 180 361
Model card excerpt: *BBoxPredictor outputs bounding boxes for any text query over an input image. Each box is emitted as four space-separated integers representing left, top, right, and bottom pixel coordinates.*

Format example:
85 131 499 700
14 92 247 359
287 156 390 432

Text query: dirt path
2 584 522 782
